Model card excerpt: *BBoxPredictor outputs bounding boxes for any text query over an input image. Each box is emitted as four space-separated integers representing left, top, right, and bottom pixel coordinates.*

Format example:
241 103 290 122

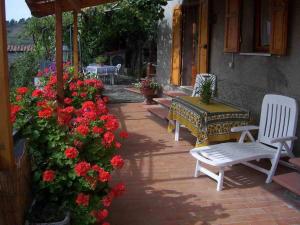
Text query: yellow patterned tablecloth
168 96 250 146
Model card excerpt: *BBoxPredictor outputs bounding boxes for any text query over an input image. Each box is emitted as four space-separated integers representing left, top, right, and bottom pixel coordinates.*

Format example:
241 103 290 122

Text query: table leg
175 120 180 141
111 74 114 85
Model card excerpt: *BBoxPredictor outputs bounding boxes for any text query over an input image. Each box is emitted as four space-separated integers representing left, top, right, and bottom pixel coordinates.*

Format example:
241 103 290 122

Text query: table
85 65 117 85
168 96 250 146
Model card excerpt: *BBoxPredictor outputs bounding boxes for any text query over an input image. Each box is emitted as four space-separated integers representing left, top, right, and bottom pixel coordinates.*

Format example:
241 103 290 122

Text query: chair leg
175 120 180 141
266 145 282 183
194 160 201 177
217 169 224 191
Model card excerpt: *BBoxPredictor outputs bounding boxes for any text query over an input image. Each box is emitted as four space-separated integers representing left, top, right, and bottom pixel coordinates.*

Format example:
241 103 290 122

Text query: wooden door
170 5 183 86
196 0 210 85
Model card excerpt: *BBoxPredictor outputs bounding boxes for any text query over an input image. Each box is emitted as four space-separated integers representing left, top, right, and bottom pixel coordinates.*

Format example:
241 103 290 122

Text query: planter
141 87 156 105
25 212 70 225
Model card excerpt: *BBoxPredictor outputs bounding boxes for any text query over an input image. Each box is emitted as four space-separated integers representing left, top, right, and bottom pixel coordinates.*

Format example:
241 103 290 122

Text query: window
224 0 288 56
254 0 271 52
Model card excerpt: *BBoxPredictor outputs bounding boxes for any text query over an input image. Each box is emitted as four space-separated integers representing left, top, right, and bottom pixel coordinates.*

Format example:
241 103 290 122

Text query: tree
80 0 167 76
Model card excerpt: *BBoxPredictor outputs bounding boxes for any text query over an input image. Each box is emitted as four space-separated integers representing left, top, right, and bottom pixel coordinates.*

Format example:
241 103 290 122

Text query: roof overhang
25 0 117 17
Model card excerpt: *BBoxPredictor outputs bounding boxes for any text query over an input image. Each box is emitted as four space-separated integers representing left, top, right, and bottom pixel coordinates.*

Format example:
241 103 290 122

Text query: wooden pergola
0 0 116 170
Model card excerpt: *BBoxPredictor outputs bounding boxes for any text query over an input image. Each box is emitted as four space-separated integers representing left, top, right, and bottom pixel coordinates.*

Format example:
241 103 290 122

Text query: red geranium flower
115 142 121 149
98 170 111 182
111 183 125 197
102 222 110 225
119 131 129 139
74 139 83 149
102 195 113 207
64 97 73 105
80 92 87 98
104 119 119 131
72 92 78 97
110 155 124 169
92 209 108 221
38 108 53 119
43 170 55 182
16 87 28 95
102 96 109 103
76 193 90 207
32 89 43 98
74 161 91 176
102 132 115 145
65 147 79 159
16 95 23 101
75 125 89 136
92 126 104 134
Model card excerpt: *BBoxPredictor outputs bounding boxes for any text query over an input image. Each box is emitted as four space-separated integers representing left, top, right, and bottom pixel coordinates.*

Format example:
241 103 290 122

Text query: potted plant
11 65 128 225
134 78 161 104
200 78 213 104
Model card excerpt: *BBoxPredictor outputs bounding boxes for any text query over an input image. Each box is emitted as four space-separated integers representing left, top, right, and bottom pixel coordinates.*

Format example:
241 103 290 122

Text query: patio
108 102 300 225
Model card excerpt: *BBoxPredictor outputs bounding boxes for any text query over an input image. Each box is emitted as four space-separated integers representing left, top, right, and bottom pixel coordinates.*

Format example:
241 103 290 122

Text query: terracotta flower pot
141 87 156 105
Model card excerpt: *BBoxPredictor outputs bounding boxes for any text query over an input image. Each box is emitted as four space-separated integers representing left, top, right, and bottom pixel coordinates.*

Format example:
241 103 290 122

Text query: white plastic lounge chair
192 73 216 97
190 94 298 191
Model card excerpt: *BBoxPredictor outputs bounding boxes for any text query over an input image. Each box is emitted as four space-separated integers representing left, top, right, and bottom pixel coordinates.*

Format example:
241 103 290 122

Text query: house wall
157 0 300 154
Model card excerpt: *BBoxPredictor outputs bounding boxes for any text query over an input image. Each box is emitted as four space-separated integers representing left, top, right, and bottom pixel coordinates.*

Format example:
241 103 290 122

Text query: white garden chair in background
192 73 216 97
190 94 298 191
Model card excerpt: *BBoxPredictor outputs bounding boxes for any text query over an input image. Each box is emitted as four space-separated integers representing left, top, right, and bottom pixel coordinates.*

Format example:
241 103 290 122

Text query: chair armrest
270 136 298 144
231 125 259 133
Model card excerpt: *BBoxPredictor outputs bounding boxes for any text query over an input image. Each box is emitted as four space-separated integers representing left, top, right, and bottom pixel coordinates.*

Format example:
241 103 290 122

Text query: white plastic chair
192 73 216 97
190 94 298 191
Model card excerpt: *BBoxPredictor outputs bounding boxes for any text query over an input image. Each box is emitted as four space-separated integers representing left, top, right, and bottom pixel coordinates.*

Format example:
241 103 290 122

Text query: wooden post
73 11 79 78
0 0 14 170
55 1 64 105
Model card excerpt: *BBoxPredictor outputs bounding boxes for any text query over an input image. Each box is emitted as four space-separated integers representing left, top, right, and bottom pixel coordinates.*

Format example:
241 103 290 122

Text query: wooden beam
27 0 117 17
73 11 79 78
55 1 64 105
67 0 81 12
0 0 14 170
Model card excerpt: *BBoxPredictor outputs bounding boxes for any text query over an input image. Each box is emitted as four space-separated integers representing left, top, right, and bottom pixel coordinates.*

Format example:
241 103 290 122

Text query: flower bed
10 64 127 225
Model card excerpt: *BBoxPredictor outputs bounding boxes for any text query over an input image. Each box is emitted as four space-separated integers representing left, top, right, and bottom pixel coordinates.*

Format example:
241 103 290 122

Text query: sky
5 0 32 21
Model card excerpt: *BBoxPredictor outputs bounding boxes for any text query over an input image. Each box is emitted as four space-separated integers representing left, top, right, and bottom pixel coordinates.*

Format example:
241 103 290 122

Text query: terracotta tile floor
108 103 300 225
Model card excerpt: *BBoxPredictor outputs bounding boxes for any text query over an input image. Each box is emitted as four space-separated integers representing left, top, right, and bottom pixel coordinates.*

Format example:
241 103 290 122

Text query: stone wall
157 0 300 154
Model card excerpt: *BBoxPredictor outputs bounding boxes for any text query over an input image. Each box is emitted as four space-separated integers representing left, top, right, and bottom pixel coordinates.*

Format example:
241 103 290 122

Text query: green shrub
9 51 39 88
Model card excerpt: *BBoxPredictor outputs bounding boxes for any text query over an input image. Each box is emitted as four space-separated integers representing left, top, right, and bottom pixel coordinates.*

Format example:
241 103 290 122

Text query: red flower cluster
76 125 89 136
111 183 126 197
38 107 53 119
92 209 108 222
65 147 79 159
92 165 111 182
102 132 115 146
64 97 73 105
76 193 90 207
10 104 22 123
119 130 129 139
32 89 43 98
16 87 28 95
110 155 124 169
43 170 55 182
92 126 104 134
74 161 91 176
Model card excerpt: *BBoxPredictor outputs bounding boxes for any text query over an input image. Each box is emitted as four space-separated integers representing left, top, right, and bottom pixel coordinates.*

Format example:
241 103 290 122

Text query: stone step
273 172 300 196
147 106 169 121
153 98 172 109
164 91 188 98
289 158 300 169
124 87 142 95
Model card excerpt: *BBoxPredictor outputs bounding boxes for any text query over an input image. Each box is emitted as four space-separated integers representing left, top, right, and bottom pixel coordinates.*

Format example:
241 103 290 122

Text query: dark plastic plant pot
25 212 70 225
